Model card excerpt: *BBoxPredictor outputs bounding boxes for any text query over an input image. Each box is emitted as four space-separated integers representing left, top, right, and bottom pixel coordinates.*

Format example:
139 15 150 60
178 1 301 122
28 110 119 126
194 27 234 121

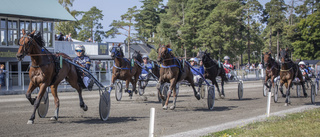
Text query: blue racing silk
141 63 152 74
191 65 203 75
73 55 91 70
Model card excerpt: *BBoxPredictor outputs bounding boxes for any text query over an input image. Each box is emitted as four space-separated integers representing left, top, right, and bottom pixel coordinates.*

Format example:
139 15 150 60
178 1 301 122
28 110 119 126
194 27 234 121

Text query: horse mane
165 44 170 48
33 32 45 47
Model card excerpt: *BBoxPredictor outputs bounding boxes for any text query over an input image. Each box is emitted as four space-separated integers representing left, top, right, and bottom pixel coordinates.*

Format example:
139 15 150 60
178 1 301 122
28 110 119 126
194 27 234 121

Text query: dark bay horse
263 52 283 95
157 44 200 110
16 30 88 124
279 48 307 105
110 44 142 98
197 50 227 98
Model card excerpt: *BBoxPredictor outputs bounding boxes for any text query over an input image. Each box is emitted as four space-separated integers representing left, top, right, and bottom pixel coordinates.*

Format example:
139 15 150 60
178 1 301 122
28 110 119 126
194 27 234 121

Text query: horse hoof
284 103 288 106
304 93 308 98
27 120 34 124
282 94 286 98
195 93 201 100
170 106 175 110
220 95 225 99
134 90 137 94
81 104 88 111
50 116 58 121
163 105 168 110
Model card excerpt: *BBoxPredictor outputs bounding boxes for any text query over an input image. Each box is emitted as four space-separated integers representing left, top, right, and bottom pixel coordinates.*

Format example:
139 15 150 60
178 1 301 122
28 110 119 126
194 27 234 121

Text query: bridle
18 35 34 57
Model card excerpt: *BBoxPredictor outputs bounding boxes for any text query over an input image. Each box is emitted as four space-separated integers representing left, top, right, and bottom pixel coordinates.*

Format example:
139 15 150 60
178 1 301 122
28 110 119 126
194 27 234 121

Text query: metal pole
149 107 155 137
266 91 271 117
22 72 24 91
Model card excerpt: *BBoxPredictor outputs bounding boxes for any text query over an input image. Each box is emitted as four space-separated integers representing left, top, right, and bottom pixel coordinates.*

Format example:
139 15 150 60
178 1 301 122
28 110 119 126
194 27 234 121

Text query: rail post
266 91 271 117
149 107 155 137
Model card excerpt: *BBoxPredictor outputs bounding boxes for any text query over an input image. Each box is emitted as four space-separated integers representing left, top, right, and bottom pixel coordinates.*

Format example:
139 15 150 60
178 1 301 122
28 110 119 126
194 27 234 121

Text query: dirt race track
0 80 319 137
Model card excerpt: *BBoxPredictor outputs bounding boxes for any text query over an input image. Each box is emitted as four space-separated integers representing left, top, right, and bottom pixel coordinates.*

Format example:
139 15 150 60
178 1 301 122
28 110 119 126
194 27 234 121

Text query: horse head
110 43 124 59
279 48 290 64
132 50 143 63
157 44 172 63
16 29 39 61
264 52 272 66
201 50 211 67
196 49 206 59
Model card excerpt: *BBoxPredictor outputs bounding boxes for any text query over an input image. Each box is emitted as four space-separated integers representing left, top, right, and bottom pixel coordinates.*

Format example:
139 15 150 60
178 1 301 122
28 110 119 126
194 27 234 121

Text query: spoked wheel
99 88 111 121
238 80 244 100
161 83 169 107
274 84 278 103
316 80 319 96
311 83 315 104
138 80 148 96
296 85 301 98
263 79 271 97
115 81 122 101
207 85 215 110
38 87 49 118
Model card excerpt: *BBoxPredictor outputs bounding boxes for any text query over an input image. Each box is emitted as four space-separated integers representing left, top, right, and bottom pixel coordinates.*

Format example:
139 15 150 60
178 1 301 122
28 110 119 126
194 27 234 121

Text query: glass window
1 19 6 28
32 22 36 31
43 33 48 47
43 22 47 31
48 22 52 31
26 21 31 32
37 22 41 31
13 30 18 45
8 20 12 28
13 21 17 29
1 30 6 46
8 30 13 45
48 33 52 47
20 21 25 37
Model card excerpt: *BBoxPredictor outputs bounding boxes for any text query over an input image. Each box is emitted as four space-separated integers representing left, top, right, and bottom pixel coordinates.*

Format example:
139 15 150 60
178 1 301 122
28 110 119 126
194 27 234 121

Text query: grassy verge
203 108 320 137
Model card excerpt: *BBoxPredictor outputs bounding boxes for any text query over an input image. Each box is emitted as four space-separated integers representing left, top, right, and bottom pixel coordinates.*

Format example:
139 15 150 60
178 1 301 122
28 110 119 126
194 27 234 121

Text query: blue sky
70 0 270 42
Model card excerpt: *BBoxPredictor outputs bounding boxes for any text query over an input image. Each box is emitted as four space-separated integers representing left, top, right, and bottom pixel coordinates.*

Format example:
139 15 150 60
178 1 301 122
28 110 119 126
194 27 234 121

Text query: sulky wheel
161 83 170 107
200 84 206 99
238 80 244 100
37 87 49 118
296 85 301 98
115 81 122 101
311 83 315 104
99 89 111 121
207 85 215 110
138 80 147 96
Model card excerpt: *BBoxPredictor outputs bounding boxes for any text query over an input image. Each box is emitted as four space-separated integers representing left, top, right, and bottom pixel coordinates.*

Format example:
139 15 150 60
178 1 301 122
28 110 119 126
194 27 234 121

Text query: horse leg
49 85 60 121
164 80 176 110
125 79 132 99
285 81 291 106
156 78 165 101
132 75 138 94
186 75 200 100
221 79 225 97
25 82 37 105
279 80 286 98
27 84 47 124
213 79 223 98
170 85 177 110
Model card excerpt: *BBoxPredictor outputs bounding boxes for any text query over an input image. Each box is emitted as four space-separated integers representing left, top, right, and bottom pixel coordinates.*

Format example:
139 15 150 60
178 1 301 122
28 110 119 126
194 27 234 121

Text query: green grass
203 108 320 137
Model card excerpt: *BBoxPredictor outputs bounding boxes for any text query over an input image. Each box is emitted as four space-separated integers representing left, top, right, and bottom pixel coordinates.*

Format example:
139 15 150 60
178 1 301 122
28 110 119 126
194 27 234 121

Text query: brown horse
263 52 282 95
110 44 142 98
279 48 307 105
197 49 227 98
16 30 88 124
157 44 200 110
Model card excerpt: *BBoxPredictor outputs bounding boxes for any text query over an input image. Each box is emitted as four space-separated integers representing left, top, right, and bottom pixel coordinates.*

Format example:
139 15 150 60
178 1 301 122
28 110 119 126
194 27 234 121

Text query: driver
190 57 204 85
223 56 233 79
73 45 94 91
141 55 153 79
299 61 311 81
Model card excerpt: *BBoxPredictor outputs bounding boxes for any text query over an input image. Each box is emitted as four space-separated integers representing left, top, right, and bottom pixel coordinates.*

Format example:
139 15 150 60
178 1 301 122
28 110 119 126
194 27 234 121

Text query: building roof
302 60 320 65
0 0 75 21
128 43 156 55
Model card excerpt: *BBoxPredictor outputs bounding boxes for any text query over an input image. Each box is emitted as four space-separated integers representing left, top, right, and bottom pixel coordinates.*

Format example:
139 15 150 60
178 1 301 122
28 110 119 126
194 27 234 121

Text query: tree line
56 0 320 64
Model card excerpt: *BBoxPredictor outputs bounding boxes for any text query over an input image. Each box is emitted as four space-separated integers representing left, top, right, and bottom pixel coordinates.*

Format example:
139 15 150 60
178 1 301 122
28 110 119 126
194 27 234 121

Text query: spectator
258 62 263 70
87 38 92 42
0 64 6 91
67 33 73 42
57 32 64 41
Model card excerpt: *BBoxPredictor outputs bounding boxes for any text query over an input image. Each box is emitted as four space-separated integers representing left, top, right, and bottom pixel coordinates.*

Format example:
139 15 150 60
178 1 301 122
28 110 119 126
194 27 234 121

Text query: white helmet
142 55 149 59
224 56 230 60
75 45 85 52
190 58 199 64
299 61 306 66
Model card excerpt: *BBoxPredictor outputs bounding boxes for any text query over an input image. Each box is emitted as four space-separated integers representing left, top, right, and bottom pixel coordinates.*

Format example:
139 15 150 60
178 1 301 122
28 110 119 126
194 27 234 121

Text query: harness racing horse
263 52 282 95
157 44 200 110
110 44 142 98
16 30 88 124
197 49 227 98
279 48 307 106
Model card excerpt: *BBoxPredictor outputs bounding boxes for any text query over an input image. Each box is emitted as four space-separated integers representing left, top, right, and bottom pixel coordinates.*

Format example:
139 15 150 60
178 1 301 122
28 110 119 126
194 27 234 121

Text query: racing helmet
190 57 199 64
298 61 306 66
142 55 149 59
75 45 85 53
224 56 230 60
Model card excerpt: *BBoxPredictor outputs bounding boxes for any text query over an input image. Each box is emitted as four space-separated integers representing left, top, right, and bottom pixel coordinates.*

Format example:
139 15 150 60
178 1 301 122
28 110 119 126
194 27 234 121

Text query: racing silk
73 55 91 70
141 63 152 74
223 63 233 73
300 67 309 75
199 65 205 75
191 65 203 75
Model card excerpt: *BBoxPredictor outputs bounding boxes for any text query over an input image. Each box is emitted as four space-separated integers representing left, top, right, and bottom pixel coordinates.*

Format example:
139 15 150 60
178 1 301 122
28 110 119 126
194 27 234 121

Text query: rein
280 67 293 72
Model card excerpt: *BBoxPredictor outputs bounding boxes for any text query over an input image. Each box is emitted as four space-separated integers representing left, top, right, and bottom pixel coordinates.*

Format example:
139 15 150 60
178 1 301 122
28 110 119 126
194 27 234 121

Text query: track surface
0 80 319 137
